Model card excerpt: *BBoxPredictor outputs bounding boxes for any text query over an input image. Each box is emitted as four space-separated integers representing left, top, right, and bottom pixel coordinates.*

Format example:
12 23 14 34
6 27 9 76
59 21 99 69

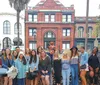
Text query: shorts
80 64 89 71
40 72 50 76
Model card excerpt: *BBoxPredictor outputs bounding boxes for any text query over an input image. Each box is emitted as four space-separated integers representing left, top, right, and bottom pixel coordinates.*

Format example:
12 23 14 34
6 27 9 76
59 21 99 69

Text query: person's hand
42 70 45 74
0 65 2 68
30 68 33 72
89 66 93 71
96 68 99 73
46 70 48 73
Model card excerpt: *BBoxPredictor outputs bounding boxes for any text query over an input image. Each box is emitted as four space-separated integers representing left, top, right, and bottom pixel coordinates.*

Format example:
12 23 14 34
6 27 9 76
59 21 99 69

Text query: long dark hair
22 56 27 65
29 50 37 64
37 46 43 55
71 49 79 58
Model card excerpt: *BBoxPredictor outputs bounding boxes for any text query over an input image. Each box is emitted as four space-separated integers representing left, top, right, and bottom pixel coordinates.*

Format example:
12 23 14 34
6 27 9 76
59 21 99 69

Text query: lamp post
85 0 89 51
8 0 30 47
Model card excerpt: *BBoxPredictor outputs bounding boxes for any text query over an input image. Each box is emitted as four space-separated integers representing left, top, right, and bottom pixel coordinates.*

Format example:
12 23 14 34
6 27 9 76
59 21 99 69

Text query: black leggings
89 69 99 84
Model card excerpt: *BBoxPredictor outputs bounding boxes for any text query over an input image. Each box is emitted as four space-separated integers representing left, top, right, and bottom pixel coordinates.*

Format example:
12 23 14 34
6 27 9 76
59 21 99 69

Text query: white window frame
62 15 67 22
63 29 71 36
29 42 36 50
62 42 70 50
33 15 38 22
67 15 72 22
28 14 32 21
45 15 49 22
51 15 55 22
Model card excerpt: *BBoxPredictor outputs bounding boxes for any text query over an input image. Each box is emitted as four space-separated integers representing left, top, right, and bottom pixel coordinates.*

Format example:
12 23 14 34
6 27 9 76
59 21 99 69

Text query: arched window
88 27 93 38
3 37 11 49
78 27 84 38
14 23 22 34
3 20 10 34
44 31 55 38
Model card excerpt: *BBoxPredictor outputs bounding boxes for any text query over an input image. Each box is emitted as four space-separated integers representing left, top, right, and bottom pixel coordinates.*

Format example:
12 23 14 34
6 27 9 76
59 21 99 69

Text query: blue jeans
17 78 25 85
71 64 79 85
62 68 70 85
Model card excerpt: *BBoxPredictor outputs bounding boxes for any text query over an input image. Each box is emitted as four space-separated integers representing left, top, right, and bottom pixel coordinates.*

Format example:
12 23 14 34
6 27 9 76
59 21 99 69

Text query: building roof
75 16 99 23
26 0 74 12
0 12 24 19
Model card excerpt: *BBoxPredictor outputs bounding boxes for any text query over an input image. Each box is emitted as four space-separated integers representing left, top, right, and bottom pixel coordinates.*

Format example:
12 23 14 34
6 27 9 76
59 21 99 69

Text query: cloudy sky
0 0 100 16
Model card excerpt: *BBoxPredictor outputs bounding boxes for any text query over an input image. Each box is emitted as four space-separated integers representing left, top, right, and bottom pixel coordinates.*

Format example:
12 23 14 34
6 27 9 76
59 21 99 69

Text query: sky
0 0 100 16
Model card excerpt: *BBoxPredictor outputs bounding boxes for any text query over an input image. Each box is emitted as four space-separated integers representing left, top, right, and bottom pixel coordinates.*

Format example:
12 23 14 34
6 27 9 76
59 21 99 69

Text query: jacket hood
18 51 25 59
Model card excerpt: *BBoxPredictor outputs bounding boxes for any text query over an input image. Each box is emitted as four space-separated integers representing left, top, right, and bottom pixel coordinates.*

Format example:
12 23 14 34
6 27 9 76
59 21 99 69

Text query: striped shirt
70 56 78 64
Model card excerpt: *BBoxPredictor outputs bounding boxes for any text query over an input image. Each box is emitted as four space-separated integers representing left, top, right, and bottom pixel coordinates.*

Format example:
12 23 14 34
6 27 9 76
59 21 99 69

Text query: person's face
72 48 76 53
13 51 17 56
93 48 97 54
19 54 23 59
26 48 30 54
80 48 84 53
50 50 55 54
6 49 10 55
38 47 43 53
41 51 46 57
2 50 5 54
16 48 20 53
32 51 35 56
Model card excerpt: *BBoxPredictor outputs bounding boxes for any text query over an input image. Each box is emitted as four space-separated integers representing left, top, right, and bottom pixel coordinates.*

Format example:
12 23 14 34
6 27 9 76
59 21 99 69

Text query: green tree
93 19 100 37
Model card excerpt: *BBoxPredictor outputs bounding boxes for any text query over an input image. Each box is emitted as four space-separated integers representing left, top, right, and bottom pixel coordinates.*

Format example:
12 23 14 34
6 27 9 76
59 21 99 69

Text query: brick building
25 0 75 51
75 17 100 51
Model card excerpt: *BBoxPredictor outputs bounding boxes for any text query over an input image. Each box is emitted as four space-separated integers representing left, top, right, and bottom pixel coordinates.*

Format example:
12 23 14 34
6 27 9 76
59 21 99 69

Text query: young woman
25 48 31 85
15 51 28 85
12 50 18 85
12 50 18 60
29 50 39 85
80 46 89 85
37 46 43 57
70 46 79 85
61 50 71 85
88 47 100 85
39 50 51 85
53 51 61 85
2 48 14 85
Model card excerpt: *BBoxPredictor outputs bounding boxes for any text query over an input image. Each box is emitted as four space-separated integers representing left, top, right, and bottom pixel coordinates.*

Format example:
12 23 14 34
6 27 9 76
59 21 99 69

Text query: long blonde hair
62 49 71 59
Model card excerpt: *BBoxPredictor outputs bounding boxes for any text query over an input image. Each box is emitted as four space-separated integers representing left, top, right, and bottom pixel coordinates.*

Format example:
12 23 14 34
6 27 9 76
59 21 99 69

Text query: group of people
0 42 100 85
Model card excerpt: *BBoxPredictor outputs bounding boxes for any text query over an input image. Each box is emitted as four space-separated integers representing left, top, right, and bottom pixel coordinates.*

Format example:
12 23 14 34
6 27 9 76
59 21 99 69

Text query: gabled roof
27 0 74 11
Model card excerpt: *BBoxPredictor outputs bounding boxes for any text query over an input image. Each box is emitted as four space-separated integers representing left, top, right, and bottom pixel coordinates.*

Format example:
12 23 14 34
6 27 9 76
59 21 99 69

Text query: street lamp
85 0 89 51
33 29 37 41
8 0 30 47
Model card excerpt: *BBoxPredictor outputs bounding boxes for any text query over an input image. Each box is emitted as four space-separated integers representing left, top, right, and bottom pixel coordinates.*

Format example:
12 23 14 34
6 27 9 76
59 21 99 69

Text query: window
77 42 85 49
45 15 49 22
62 15 67 22
29 42 36 50
63 29 71 36
28 14 32 21
44 31 55 38
51 15 55 22
3 20 10 34
29 28 37 36
88 27 92 38
62 42 70 49
14 23 22 34
62 15 72 22
33 15 37 22
3 37 11 49
78 27 84 38
67 15 72 22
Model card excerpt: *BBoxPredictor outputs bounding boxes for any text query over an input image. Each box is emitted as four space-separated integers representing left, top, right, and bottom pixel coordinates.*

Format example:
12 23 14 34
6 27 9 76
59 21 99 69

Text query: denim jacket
80 52 89 66
2 56 14 70
29 56 39 71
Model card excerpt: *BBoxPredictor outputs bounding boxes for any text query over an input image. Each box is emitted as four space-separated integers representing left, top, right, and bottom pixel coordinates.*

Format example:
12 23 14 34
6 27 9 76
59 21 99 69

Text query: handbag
27 70 38 80
80 64 86 69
